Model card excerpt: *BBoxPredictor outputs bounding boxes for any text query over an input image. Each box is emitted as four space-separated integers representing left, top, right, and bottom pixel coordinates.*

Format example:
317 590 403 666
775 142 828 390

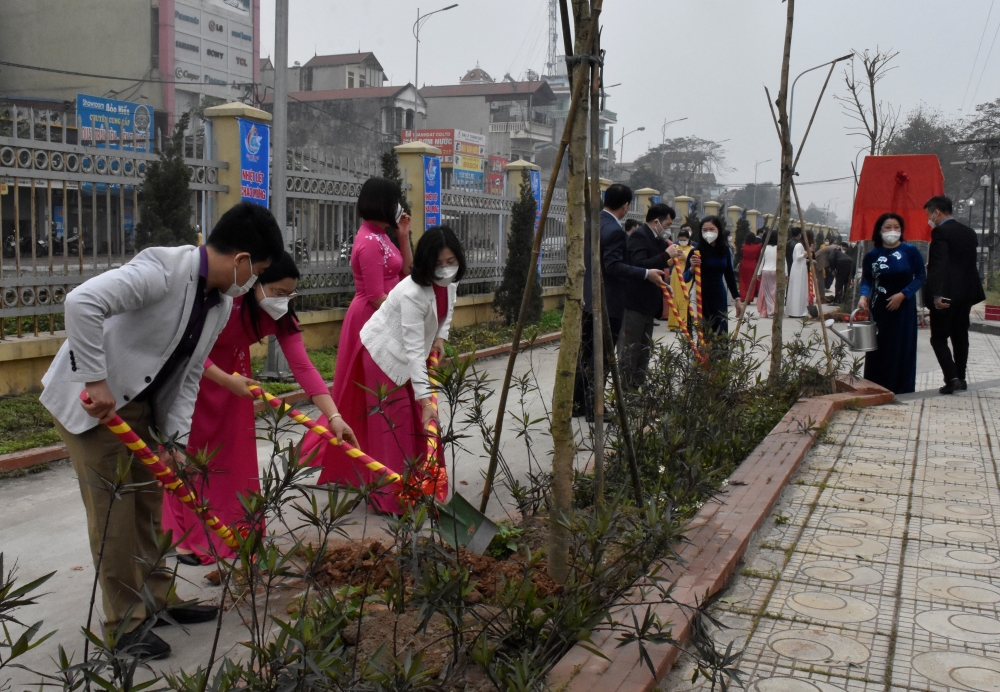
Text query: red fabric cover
850 154 945 243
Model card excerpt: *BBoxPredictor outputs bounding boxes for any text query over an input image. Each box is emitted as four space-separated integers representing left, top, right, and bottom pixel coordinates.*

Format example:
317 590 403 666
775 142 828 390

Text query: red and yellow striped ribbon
249 350 448 504
692 252 705 344
79 391 239 549
248 384 403 486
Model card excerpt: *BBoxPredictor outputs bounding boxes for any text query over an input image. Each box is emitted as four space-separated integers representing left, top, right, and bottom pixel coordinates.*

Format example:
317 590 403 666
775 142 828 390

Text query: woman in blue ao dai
858 213 926 394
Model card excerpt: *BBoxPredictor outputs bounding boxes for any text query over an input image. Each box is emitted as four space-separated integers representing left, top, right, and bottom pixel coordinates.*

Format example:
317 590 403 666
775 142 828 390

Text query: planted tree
836 48 901 155
136 112 196 249
494 170 543 326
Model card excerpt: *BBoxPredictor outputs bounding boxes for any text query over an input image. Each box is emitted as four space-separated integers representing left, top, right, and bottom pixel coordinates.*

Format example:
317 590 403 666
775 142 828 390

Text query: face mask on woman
433 265 459 287
882 230 901 246
259 294 290 320
702 231 719 244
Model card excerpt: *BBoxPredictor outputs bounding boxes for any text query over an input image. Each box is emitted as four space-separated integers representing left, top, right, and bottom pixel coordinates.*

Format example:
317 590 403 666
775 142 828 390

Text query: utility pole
264 0 291 378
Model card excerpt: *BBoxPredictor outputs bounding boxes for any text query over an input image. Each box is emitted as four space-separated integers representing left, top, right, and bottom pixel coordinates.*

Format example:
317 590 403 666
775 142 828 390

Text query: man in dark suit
925 196 986 394
619 203 680 389
574 184 665 417
785 226 803 274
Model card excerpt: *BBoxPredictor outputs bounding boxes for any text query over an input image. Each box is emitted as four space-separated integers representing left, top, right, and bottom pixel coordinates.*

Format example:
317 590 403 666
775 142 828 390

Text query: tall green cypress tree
135 112 196 249
494 169 543 326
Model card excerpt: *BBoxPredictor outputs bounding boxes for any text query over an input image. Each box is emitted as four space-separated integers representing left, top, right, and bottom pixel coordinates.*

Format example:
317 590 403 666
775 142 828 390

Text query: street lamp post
968 197 976 226
753 159 772 209
413 4 458 88
617 126 645 164
659 117 688 180
789 53 854 134
661 116 688 144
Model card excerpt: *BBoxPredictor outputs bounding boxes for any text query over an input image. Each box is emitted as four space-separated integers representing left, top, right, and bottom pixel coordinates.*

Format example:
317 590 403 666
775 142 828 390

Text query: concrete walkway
662 357 1000 690
0 313 992 688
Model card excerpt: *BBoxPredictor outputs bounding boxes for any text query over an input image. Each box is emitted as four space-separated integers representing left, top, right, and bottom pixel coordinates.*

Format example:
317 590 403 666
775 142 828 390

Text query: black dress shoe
117 628 171 660
960 379 968 391
175 553 201 566
939 378 962 394
154 604 219 627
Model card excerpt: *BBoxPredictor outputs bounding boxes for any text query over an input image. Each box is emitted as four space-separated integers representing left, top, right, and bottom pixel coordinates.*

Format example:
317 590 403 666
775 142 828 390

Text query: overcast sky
260 0 1000 222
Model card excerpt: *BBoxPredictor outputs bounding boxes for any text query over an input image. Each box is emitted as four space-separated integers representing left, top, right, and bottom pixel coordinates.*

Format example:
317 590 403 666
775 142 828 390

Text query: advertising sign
76 94 154 152
424 155 442 228
402 129 487 168
529 169 542 230
452 154 485 173
238 118 270 206
486 156 506 195
453 170 484 188
402 129 455 162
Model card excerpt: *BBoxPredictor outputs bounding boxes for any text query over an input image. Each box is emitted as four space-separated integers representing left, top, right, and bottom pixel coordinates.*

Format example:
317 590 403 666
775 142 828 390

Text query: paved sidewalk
662 382 1000 691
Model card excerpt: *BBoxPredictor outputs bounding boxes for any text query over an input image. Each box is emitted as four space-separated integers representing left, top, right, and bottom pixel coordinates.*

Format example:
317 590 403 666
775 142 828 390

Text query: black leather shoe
940 378 962 395
175 553 201 566
117 628 171 660
960 379 968 391
154 604 219 627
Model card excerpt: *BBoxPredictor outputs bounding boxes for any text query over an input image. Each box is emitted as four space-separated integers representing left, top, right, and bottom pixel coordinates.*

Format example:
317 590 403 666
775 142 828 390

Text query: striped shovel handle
79 391 238 549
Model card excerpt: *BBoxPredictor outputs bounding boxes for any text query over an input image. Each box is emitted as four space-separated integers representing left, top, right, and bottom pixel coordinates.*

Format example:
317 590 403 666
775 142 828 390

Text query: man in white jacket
41 202 284 659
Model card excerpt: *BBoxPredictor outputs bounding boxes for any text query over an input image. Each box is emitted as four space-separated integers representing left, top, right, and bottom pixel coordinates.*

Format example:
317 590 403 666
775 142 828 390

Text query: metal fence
0 103 226 339
0 104 570 340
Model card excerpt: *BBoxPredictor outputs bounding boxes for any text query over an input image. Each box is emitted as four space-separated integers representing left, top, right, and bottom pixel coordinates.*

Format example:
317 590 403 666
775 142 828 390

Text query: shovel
249 383 497 554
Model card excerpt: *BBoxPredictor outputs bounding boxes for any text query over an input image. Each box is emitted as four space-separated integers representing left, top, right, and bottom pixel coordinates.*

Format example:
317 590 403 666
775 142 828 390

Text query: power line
969 13 1000 112
960 0 995 112
0 59 245 87
0 58 385 159
716 175 854 187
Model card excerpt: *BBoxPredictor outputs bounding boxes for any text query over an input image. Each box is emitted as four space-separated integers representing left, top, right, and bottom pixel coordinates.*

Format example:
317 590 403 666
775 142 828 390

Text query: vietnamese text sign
452 154 485 173
239 118 270 206
403 129 455 162
424 155 442 228
76 94 154 152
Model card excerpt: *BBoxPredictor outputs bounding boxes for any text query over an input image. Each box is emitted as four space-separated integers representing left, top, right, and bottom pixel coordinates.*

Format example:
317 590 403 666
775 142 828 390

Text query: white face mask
259 295 290 320
678 239 690 246
702 231 719 244
927 218 936 229
433 265 459 286
882 230 901 246
224 256 257 297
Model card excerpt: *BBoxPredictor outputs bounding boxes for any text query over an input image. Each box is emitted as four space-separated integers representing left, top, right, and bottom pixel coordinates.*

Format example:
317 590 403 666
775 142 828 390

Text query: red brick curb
1 333 564 473
547 376 893 692
0 444 71 474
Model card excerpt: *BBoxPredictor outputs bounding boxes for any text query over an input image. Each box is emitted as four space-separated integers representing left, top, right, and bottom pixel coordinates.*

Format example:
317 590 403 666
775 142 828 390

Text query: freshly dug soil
315 537 561 602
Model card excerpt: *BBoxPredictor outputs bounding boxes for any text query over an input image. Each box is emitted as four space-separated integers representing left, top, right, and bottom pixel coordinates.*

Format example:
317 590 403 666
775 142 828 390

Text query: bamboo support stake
478 0 602 514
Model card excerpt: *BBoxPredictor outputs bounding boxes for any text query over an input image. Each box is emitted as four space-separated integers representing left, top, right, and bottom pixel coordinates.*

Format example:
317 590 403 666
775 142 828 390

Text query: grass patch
445 309 562 357
0 393 61 455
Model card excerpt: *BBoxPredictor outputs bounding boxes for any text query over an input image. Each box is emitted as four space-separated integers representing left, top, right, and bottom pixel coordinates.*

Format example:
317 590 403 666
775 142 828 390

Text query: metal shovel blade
437 491 499 554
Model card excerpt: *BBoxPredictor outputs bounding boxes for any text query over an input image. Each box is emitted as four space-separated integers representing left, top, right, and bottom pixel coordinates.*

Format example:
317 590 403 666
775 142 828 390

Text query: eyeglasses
263 284 298 299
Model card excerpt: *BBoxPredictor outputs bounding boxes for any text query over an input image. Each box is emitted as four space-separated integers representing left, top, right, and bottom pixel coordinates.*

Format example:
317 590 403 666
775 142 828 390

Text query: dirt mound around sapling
315 537 560 602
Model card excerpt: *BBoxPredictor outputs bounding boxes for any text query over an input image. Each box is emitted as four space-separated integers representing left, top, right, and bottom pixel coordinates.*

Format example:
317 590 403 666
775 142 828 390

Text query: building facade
419 77 556 164
0 0 260 132
262 85 426 160
260 52 388 94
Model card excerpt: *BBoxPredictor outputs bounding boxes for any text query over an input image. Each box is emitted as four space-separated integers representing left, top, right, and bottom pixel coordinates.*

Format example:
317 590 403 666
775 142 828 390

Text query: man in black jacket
925 196 986 394
619 203 680 388
786 226 803 274
574 184 665 417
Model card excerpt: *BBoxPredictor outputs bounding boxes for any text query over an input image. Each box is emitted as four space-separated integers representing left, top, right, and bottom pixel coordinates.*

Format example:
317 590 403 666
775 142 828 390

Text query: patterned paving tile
660 372 1000 692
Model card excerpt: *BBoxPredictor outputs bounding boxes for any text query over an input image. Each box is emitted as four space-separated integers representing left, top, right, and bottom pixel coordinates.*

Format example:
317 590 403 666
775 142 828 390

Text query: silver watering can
825 309 878 352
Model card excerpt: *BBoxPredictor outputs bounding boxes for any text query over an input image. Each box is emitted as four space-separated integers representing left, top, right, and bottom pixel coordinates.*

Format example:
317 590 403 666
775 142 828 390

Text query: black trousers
929 300 973 383
618 308 656 390
573 311 622 415
834 260 853 301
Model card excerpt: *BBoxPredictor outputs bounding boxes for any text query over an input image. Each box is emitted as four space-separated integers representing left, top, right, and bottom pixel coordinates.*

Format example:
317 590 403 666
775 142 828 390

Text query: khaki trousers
54 400 174 632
